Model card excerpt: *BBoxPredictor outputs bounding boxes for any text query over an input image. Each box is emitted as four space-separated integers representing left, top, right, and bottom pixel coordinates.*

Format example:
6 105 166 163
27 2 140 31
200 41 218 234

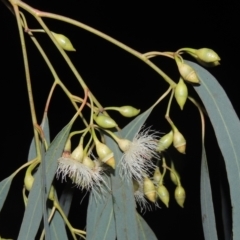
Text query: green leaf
187 60 240 240
86 186 116 240
136 213 158 240
105 134 139 240
49 211 68 240
28 115 50 161
49 193 68 240
200 147 218 240
0 175 14 211
59 183 74 217
17 123 71 240
86 107 155 240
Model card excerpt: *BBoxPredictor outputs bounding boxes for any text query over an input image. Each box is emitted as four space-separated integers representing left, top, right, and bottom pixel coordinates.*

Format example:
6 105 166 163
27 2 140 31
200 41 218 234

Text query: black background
0 1 239 239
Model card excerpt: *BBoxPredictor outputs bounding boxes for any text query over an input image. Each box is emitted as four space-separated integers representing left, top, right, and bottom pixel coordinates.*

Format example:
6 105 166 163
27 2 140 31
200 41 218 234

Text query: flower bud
71 144 84 162
24 170 34 191
153 167 162 183
157 131 173 152
94 114 117 128
95 141 115 169
176 61 200 84
175 185 186 208
48 186 55 201
143 177 156 202
173 129 186 154
118 106 140 117
157 184 170 207
174 78 188 110
82 156 95 169
195 48 220 63
170 161 180 185
51 32 76 51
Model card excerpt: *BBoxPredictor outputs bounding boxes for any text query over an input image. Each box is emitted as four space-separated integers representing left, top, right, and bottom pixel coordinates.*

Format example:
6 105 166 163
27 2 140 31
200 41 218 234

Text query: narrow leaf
187 60 240 240
200 147 218 240
28 115 50 161
136 213 158 240
59 183 74 216
86 188 116 240
49 193 68 240
40 144 51 240
0 175 14 211
106 134 139 240
49 211 68 240
17 123 71 240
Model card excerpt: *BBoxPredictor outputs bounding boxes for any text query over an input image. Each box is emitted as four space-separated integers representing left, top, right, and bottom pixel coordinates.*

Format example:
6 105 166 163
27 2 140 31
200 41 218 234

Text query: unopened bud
95 141 115 169
157 131 173 152
176 61 200 84
170 161 180 185
118 106 140 117
143 177 156 202
94 114 117 128
51 32 76 51
157 184 170 207
82 156 95 169
175 185 186 208
174 78 188 110
173 128 186 154
24 170 34 191
153 167 162 183
71 144 84 162
195 48 220 63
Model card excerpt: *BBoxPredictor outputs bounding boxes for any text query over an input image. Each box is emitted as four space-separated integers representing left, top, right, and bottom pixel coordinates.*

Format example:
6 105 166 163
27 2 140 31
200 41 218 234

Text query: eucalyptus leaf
28 115 50 161
17 123 71 240
40 144 51 240
59 183 74 216
136 213 158 240
187 60 240 240
0 175 14 212
49 211 68 240
86 188 116 240
49 193 68 240
200 147 218 240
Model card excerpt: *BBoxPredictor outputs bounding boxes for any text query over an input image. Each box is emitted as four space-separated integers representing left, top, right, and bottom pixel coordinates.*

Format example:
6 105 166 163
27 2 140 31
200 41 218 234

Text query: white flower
118 127 160 183
56 157 104 192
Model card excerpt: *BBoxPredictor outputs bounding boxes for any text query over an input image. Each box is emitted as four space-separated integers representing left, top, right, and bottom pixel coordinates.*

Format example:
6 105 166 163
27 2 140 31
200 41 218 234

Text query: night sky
0 1 239 239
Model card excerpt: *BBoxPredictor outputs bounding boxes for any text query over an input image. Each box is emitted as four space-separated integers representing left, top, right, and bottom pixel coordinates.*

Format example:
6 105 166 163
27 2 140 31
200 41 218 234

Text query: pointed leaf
59 183 74 216
105 134 139 240
186 60 240 240
49 211 68 240
17 123 71 240
136 213 158 240
49 193 68 240
86 188 116 240
200 147 218 240
0 175 14 211
28 115 50 161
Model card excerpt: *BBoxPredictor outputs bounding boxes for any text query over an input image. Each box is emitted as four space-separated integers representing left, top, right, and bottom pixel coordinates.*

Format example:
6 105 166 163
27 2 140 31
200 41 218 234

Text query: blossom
56 157 104 192
118 127 160 183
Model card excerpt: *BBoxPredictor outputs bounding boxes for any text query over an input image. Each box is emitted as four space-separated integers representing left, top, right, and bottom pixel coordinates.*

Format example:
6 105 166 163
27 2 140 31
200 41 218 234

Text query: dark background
0 1 239 239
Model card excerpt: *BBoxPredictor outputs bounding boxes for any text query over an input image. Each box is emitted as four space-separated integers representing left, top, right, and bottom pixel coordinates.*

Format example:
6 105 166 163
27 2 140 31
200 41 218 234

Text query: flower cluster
56 156 105 192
